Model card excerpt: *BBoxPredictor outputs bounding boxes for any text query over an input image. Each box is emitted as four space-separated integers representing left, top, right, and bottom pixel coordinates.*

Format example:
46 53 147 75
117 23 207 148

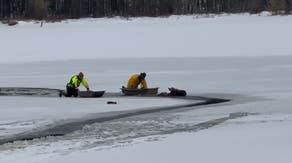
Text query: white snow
0 14 292 63
1 14 292 163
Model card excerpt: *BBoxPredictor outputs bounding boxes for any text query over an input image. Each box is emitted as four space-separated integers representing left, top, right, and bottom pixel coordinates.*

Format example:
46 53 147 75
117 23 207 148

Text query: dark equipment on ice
107 101 117 104
158 87 187 97
168 87 187 96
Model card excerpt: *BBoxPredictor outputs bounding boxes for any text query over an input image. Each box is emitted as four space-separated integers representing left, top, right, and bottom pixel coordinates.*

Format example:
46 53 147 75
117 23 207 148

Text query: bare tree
0 0 291 19
33 0 47 19
267 0 286 14
285 0 291 14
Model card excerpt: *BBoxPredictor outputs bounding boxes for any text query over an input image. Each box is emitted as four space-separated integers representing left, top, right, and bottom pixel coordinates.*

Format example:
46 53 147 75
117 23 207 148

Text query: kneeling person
66 72 90 97
127 72 148 89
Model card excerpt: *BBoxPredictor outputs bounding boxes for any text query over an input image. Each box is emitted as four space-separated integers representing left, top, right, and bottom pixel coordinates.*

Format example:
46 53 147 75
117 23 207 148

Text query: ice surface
0 14 291 63
0 96 193 137
1 14 292 163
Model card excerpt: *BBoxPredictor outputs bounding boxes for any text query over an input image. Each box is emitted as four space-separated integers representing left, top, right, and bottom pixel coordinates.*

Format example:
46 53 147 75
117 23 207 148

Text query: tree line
0 0 291 20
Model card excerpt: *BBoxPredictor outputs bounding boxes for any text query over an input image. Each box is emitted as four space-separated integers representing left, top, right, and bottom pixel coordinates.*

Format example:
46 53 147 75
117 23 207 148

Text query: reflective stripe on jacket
127 74 148 89
67 75 89 89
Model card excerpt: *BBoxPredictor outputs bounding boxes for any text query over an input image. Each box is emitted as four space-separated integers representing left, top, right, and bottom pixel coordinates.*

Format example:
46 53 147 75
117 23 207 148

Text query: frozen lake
1 56 292 163
1 14 292 163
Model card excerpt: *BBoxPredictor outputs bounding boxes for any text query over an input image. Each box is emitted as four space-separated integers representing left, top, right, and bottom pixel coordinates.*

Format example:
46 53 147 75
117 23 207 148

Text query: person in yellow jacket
65 72 90 97
127 72 148 89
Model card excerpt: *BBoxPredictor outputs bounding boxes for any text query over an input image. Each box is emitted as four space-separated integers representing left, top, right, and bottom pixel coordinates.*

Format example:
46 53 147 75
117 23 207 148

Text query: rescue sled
78 90 105 98
121 87 159 96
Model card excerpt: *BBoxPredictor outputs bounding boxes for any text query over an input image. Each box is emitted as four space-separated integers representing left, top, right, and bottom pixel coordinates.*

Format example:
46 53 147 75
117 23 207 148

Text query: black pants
66 86 78 97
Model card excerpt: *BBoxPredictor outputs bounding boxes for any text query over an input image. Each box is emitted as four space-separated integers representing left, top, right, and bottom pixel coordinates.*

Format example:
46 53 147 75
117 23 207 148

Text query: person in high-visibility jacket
127 72 148 89
65 72 90 97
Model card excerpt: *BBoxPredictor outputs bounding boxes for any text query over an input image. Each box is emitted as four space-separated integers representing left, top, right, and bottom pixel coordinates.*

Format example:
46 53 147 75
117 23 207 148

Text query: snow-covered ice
0 96 193 137
1 14 292 163
0 14 291 63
